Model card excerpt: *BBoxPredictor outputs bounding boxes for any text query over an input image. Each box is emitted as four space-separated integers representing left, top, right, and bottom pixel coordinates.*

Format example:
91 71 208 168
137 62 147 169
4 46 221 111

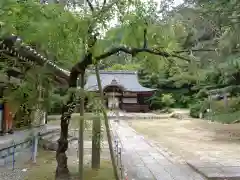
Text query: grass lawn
24 149 114 180
205 110 240 124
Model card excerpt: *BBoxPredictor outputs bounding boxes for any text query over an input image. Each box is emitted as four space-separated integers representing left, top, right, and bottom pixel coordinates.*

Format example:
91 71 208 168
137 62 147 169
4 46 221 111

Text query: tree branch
86 0 94 12
174 48 240 54
102 0 107 8
174 49 217 53
94 46 191 62
143 28 147 49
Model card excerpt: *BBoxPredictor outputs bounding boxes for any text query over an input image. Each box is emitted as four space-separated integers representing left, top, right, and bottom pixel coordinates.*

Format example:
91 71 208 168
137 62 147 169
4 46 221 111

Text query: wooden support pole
91 115 101 169
78 73 85 179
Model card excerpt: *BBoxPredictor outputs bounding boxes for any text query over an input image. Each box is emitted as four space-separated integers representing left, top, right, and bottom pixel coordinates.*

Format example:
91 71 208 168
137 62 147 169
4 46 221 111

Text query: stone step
40 131 59 141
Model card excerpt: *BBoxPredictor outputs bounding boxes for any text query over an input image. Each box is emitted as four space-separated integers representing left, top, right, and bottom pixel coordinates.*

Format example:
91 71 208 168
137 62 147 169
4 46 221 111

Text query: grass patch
24 149 114 180
205 110 240 124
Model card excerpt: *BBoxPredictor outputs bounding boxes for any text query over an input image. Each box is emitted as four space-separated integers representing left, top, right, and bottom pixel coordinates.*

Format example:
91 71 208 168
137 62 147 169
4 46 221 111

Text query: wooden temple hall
85 71 155 112
0 35 69 135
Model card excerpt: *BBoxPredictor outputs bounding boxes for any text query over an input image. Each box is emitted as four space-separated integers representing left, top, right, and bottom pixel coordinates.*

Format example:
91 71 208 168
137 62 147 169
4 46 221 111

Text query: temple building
85 71 155 112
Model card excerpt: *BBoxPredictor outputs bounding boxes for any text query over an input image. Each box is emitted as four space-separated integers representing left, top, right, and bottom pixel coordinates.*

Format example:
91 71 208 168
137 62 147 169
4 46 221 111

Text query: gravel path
0 168 26 180
0 148 32 180
111 121 206 180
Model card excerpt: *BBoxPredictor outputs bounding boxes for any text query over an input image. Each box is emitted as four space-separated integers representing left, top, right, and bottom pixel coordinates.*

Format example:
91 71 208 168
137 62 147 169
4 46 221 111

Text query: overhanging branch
102 0 107 7
174 49 217 53
86 0 94 12
94 46 191 62
143 28 147 49
174 48 240 54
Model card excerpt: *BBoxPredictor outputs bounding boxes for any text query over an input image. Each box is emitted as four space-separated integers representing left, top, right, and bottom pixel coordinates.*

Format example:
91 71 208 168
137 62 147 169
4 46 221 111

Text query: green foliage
0 0 86 68
161 94 175 107
105 63 140 70
206 111 240 124
210 97 240 114
1 0 240 127
3 66 51 114
190 101 204 118
189 99 209 118
190 97 240 123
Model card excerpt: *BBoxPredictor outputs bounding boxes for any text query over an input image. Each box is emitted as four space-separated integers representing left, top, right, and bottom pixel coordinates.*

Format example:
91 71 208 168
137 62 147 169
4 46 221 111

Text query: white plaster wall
122 98 137 103
108 97 119 108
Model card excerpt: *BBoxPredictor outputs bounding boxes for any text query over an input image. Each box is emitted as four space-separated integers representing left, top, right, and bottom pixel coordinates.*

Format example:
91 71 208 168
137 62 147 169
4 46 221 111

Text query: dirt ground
128 117 240 164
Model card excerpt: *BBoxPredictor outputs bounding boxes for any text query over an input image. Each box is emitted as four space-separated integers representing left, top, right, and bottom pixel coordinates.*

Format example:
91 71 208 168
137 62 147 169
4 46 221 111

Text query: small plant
161 94 175 107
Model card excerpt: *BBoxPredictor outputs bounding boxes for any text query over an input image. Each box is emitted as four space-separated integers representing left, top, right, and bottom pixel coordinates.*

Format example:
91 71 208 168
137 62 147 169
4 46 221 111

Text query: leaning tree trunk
95 65 120 180
78 72 85 179
55 54 92 180
55 81 77 180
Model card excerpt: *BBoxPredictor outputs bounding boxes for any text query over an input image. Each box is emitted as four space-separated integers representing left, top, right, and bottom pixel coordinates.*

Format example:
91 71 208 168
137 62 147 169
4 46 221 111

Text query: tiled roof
85 70 155 92
0 35 69 84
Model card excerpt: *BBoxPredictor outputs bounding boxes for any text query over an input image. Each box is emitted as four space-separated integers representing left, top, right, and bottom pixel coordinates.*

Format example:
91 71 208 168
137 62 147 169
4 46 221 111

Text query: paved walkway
111 121 206 180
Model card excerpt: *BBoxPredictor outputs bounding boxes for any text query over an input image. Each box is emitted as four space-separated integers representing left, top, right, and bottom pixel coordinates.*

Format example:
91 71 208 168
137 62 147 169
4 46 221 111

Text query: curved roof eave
84 70 156 92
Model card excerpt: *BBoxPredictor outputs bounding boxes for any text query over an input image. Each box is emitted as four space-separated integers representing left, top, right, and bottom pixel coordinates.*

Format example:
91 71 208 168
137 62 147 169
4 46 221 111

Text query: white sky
72 0 184 30
108 0 184 27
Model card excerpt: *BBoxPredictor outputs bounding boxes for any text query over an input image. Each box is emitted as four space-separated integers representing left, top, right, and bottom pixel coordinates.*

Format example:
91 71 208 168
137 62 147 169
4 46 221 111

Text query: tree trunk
55 93 76 180
91 115 101 169
78 72 85 179
55 54 92 180
95 65 120 180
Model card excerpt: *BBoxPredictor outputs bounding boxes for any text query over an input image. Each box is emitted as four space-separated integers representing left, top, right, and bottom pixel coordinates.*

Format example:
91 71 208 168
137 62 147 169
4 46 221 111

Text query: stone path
187 161 240 180
111 121 206 180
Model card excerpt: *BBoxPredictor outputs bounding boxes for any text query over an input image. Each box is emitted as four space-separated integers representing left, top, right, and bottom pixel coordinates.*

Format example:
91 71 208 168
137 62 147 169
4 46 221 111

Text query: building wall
122 97 137 104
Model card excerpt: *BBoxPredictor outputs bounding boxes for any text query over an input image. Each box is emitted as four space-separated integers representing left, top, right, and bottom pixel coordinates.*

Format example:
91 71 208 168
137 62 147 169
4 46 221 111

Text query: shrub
161 94 175 107
190 100 209 118
210 97 240 113
190 102 202 118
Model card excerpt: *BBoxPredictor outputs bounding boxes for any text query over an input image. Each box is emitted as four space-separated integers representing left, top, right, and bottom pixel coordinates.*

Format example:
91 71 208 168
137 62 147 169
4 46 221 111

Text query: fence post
12 141 16 170
119 147 123 179
115 140 119 166
32 132 39 163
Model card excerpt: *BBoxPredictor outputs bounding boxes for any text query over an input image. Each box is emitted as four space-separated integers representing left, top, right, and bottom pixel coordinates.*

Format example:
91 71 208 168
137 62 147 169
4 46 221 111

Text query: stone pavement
187 161 240 180
111 121 206 180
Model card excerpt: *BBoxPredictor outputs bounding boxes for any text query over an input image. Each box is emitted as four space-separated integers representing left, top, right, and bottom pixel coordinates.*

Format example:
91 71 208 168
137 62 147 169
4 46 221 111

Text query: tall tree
1 0 216 179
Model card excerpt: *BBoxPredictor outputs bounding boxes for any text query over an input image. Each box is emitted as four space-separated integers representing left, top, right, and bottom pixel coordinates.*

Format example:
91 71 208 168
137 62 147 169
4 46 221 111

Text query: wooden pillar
0 85 4 135
4 76 13 134
4 102 13 134
91 116 101 169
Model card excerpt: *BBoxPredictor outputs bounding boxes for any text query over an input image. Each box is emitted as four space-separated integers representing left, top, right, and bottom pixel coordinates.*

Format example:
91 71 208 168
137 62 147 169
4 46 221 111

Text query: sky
108 0 184 27
72 0 184 30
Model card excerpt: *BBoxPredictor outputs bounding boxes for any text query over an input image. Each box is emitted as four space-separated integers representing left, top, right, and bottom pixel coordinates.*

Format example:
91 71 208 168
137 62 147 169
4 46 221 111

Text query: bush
161 94 175 107
210 97 240 113
208 111 240 124
190 102 202 118
190 100 209 118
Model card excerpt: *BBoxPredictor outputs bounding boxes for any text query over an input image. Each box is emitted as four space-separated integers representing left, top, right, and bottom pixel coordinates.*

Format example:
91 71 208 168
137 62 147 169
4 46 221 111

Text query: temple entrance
108 96 119 109
103 79 124 110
